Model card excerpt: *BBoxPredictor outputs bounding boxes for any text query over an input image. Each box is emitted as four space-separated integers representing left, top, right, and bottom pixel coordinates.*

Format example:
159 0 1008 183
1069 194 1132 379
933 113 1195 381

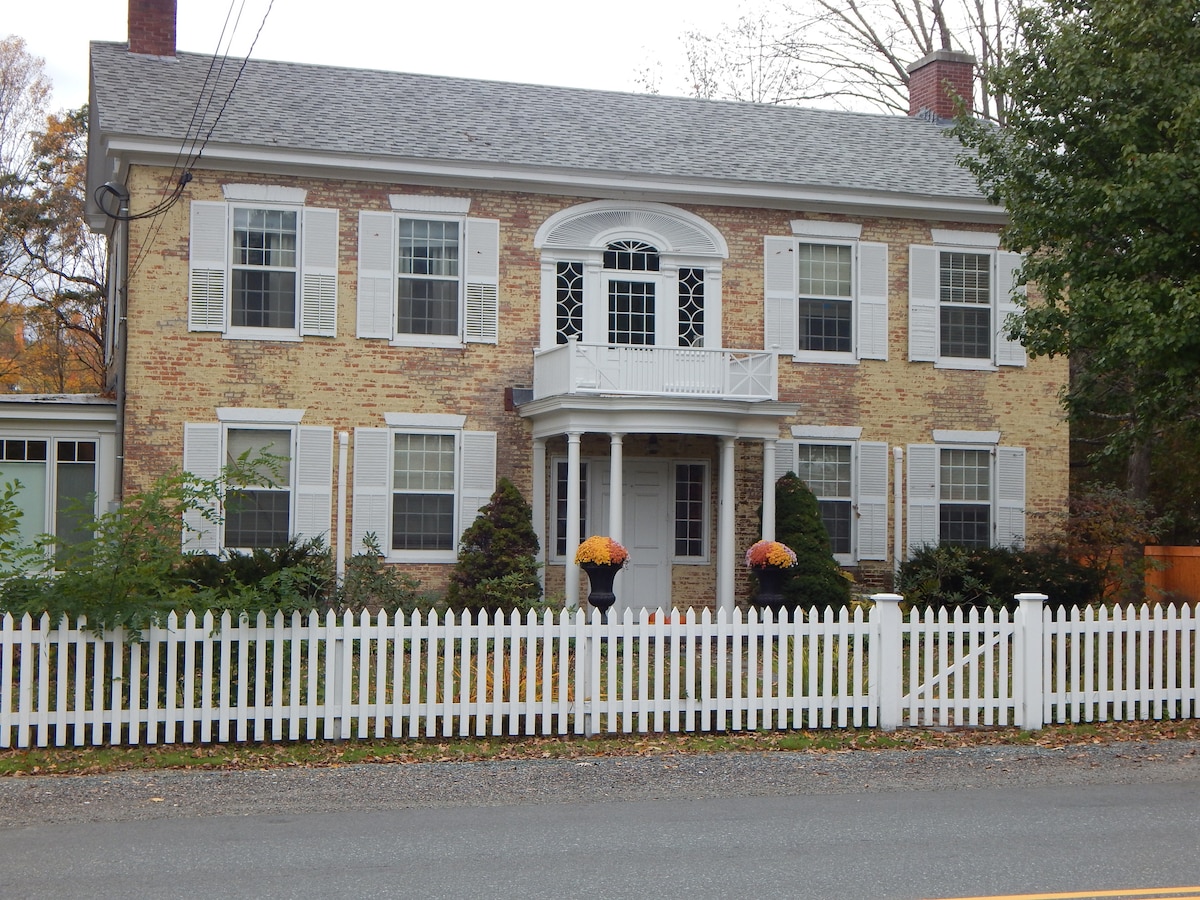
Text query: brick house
83 0 1067 614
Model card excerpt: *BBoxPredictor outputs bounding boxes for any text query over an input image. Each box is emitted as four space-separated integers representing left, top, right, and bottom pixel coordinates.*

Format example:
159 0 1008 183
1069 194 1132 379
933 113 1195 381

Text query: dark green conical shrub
768 472 851 611
448 477 543 614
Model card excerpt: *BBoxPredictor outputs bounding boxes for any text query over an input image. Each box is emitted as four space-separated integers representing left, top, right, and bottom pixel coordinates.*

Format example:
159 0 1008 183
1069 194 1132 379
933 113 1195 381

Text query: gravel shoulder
3 738 1197 829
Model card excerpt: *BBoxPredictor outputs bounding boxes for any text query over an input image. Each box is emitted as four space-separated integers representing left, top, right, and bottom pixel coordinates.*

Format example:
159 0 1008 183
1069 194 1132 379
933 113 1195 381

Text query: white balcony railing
532 341 778 402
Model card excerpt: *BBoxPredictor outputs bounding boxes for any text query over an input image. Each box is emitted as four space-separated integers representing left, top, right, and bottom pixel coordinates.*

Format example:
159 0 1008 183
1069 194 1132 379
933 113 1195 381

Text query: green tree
954 0 1200 501
769 472 851 611
447 477 543 615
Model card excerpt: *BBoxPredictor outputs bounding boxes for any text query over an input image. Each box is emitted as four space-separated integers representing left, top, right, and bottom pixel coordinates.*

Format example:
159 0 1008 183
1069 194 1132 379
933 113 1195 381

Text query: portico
519 395 799 614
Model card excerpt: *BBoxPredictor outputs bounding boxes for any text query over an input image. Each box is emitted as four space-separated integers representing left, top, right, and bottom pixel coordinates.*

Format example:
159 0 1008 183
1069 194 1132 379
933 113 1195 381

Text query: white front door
599 460 671 615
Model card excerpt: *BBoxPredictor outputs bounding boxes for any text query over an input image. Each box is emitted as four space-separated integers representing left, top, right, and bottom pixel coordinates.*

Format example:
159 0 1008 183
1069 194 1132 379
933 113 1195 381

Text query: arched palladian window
535 201 728 349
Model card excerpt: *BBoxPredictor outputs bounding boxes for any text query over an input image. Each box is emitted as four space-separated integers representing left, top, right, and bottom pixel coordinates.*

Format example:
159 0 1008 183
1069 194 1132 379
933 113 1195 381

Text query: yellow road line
930 888 1200 900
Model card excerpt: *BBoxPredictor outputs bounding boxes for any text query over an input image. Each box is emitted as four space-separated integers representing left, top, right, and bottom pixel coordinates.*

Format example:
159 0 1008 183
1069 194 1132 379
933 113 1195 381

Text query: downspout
336 431 349 584
109 184 130 508
892 446 904 578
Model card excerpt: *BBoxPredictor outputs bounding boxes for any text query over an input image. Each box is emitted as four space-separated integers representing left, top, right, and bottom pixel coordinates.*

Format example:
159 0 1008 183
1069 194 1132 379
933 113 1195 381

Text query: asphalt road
3 740 1200 899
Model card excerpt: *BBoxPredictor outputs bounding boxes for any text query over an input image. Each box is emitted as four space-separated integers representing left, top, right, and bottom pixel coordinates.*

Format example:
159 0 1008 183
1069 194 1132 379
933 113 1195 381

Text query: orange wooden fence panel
1145 546 1200 603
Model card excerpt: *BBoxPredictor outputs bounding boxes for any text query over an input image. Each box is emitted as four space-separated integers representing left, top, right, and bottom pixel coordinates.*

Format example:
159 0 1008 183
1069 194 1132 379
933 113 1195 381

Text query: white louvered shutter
908 245 939 362
995 446 1026 549
294 426 334 542
856 441 889 560
300 208 339 337
182 423 222 553
856 243 889 360
188 202 228 333
351 428 391 554
356 212 395 339
458 431 497 544
906 444 939 553
464 218 500 344
763 237 797 354
995 251 1027 367
775 440 798 481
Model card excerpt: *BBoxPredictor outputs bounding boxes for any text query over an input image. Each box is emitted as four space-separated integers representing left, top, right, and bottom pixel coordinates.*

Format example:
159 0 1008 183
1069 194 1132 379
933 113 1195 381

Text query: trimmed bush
447 477 547 615
896 543 1103 610
766 472 851 610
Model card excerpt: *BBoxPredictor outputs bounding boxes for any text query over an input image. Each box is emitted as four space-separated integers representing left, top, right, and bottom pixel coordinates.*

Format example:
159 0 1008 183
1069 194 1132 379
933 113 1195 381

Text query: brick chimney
907 50 975 119
128 0 177 57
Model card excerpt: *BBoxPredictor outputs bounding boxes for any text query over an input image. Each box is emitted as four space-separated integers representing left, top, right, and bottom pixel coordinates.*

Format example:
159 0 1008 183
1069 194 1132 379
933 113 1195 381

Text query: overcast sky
7 0 745 112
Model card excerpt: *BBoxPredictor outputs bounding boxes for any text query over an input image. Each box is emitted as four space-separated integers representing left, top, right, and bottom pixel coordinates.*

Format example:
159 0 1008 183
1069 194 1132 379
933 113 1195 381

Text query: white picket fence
1 593 1198 749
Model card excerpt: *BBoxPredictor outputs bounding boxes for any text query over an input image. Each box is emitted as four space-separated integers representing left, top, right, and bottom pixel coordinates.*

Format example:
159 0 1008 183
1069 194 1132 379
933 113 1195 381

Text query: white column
565 431 583 610
532 437 547 591
761 438 777 541
608 433 624 545
717 436 737 616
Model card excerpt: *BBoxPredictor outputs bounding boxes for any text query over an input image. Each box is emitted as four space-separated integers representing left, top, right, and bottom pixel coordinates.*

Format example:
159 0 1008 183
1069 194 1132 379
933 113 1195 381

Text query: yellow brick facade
119 164 1068 607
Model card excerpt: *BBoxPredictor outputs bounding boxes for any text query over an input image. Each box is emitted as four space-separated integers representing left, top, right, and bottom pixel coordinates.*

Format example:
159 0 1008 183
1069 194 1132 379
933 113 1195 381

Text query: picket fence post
1014 593 1048 730
872 593 904 731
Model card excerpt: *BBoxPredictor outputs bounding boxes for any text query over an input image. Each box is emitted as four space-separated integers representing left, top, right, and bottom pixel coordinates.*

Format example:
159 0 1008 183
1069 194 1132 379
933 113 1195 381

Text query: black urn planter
581 562 621 622
751 565 788 612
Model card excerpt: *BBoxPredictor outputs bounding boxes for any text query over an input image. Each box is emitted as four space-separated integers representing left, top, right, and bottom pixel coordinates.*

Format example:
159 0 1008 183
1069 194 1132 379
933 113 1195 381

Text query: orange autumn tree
1 37 106 394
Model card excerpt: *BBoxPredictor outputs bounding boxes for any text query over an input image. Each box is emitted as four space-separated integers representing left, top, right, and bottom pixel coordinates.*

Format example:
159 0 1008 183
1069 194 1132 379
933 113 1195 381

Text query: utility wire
106 0 276 284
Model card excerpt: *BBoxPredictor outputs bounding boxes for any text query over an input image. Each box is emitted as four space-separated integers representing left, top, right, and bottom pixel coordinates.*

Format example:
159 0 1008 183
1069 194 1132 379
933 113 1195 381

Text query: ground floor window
392 432 457 552
554 461 588 557
906 437 1026 553
674 463 706 558
938 447 991 547
794 443 853 556
223 428 293 550
351 419 495 563
0 438 97 550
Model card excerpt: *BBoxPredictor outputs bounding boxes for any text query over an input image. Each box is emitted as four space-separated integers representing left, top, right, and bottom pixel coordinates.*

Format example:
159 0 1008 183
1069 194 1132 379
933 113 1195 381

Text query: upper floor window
797 244 853 353
605 240 660 346
398 219 461 338
908 231 1025 369
188 188 338 339
764 222 889 363
357 198 499 347
535 201 727 351
231 209 298 330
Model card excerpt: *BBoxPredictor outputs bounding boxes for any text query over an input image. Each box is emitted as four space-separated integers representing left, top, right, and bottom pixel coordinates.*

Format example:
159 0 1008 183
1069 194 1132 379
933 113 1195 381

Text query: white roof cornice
103 137 1007 225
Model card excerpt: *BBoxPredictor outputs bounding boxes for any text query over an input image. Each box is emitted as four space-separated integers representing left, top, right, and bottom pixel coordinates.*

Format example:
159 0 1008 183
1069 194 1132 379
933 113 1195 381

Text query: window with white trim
778 430 888 565
0 438 97 550
795 443 853 556
673 462 708 559
908 231 1025 369
352 416 496 562
536 201 727 351
906 434 1026 552
188 189 338 339
357 198 499 347
182 412 333 555
553 460 588 558
765 222 889 363
223 428 293 549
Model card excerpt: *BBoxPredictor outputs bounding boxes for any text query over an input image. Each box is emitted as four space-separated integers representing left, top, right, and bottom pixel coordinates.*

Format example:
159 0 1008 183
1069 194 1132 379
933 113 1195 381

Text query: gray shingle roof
90 41 984 202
